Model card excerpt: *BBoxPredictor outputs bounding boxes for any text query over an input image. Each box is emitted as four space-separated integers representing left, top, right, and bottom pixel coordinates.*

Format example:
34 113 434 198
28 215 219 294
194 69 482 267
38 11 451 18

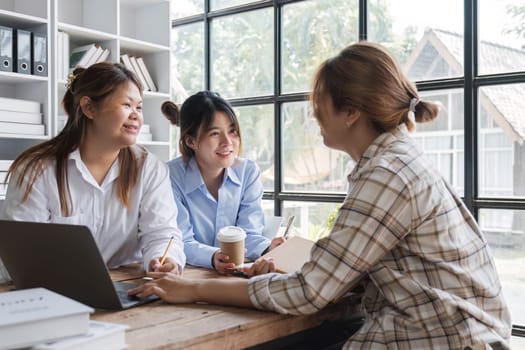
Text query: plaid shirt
248 125 511 349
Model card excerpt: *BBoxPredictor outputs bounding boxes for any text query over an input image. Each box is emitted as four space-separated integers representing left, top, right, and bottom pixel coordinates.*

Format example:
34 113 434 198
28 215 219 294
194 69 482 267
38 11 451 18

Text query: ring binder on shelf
15 29 31 74
31 32 47 76
0 25 13 72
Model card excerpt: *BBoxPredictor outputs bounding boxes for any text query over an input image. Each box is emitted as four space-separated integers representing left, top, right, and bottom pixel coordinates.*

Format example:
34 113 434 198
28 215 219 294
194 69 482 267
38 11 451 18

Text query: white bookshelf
0 0 173 201
0 0 50 202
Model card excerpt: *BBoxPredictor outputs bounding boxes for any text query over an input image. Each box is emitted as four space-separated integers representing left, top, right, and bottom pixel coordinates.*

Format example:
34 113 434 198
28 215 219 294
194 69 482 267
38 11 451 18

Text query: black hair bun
161 101 180 126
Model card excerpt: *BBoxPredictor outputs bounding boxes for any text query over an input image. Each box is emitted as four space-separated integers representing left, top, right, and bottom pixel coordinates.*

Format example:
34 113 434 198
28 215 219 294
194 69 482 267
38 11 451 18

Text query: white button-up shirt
0 146 185 273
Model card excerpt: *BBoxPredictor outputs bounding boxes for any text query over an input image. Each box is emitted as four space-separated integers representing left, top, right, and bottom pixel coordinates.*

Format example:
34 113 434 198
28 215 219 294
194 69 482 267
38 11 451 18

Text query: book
69 44 97 71
0 96 40 114
119 54 134 74
86 46 104 66
60 31 70 80
31 320 128 350
260 236 315 273
0 121 45 135
0 288 93 350
129 56 150 91
0 109 42 124
136 57 157 92
96 48 110 63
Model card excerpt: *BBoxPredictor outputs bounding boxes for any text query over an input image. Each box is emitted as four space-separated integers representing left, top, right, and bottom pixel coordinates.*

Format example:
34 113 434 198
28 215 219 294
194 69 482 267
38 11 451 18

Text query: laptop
0 220 159 310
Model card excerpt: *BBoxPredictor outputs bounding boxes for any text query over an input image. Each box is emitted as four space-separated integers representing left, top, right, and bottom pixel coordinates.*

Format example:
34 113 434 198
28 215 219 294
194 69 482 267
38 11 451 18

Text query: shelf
58 22 117 42
120 0 170 47
0 0 47 21
0 133 50 140
119 36 169 53
0 10 47 28
0 0 173 162
143 91 170 99
0 72 48 84
57 0 117 34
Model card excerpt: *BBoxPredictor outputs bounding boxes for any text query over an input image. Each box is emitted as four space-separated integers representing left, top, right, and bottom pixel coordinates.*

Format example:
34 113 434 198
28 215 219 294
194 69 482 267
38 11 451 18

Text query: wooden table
0 265 360 350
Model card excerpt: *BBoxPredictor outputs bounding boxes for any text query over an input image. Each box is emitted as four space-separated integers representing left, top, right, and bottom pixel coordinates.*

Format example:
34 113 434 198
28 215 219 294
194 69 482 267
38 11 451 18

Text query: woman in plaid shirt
131 42 511 349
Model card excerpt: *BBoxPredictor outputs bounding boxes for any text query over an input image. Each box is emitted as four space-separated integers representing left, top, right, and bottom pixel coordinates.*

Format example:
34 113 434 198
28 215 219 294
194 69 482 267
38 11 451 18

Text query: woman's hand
128 272 194 304
239 257 276 277
268 236 286 251
150 257 181 274
212 251 236 274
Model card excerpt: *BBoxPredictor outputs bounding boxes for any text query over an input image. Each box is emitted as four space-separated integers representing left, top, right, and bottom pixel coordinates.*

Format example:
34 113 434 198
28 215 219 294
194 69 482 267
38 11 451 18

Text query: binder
15 29 31 74
0 25 13 72
31 32 47 76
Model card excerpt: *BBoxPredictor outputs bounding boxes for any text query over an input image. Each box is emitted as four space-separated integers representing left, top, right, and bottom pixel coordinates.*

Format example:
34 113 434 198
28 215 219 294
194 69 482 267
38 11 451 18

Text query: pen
282 216 295 238
159 236 174 265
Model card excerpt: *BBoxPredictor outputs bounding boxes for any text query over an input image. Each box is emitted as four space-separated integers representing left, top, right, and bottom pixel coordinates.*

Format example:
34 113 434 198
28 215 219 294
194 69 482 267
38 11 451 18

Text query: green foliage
309 203 340 240
504 3 525 49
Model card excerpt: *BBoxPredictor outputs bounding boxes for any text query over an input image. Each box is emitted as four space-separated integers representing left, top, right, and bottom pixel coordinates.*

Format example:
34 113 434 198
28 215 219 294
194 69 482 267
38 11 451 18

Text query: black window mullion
463 0 477 215
204 0 211 90
274 2 283 216
359 0 367 41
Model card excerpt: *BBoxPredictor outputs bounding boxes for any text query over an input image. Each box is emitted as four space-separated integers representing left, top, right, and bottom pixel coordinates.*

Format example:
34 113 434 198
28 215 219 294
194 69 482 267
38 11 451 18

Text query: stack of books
0 288 128 350
0 97 44 136
68 43 111 73
120 54 158 92
57 36 112 79
138 123 153 142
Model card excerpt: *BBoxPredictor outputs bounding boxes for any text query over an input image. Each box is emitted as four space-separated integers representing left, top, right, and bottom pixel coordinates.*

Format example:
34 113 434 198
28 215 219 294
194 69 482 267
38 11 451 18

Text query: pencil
282 216 295 238
159 236 174 265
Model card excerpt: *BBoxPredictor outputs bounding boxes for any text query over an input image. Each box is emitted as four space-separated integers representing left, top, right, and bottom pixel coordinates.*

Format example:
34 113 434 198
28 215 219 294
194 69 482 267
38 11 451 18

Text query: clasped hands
213 236 285 276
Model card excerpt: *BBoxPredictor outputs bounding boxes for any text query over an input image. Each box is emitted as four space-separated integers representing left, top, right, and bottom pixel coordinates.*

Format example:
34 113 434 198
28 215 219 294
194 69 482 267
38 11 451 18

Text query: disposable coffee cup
217 226 246 266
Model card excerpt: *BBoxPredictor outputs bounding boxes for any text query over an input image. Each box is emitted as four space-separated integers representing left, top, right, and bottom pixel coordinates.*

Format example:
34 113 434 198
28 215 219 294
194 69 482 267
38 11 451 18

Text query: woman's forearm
194 278 252 308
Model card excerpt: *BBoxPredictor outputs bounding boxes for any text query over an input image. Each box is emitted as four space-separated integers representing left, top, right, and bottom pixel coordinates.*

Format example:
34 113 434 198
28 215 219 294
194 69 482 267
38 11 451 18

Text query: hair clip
65 73 77 91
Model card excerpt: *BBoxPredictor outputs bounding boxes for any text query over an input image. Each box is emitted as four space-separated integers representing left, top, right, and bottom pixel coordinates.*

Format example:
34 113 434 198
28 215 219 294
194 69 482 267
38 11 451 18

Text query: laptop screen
0 220 156 309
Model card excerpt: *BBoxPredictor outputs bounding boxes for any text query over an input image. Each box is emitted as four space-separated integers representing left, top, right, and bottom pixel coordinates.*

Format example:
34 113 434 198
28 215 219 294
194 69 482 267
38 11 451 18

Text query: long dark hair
161 91 242 163
7 62 144 216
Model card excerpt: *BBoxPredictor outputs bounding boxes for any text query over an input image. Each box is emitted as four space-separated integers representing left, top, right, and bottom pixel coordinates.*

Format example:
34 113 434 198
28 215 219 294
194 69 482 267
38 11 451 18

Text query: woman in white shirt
0 62 185 276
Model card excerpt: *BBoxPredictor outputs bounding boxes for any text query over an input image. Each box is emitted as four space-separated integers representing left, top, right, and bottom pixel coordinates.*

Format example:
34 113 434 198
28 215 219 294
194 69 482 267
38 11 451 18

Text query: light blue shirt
167 156 270 268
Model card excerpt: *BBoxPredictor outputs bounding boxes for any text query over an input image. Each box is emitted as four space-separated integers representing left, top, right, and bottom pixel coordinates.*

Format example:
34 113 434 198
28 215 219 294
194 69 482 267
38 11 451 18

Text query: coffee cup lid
217 226 246 242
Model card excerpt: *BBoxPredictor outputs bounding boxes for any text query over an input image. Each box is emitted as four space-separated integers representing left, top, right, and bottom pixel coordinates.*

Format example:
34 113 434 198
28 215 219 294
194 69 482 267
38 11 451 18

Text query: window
171 0 525 334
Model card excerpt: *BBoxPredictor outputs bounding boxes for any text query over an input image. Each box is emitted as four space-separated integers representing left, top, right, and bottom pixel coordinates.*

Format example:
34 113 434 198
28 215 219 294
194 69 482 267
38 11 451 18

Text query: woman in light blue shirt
162 92 283 274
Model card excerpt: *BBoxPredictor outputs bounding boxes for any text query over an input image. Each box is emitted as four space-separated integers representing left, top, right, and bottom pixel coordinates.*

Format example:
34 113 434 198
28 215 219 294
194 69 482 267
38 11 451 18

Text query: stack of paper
0 288 93 349
0 288 128 350
0 97 44 136
138 123 153 142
